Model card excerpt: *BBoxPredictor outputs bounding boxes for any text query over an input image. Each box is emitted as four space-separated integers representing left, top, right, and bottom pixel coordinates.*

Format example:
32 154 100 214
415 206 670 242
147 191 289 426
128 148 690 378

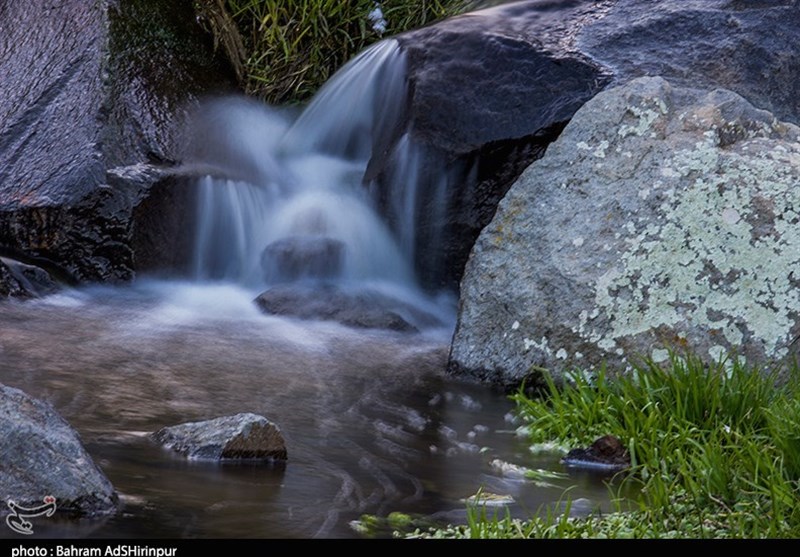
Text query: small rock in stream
254 284 442 332
151 413 287 462
561 434 630 473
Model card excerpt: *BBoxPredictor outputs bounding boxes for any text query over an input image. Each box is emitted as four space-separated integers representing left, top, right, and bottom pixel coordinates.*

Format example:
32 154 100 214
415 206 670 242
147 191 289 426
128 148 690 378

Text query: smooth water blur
185 39 454 308
188 40 414 287
0 284 627 539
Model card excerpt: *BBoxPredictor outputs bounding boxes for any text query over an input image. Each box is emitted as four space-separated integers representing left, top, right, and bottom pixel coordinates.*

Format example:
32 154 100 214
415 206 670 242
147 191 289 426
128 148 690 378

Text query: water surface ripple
0 283 617 538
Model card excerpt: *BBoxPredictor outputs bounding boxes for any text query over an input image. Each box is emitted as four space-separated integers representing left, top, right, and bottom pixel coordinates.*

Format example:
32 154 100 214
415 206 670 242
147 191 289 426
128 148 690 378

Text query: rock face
450 76 800 386
152 413 287 461
0 257 58 299
579 0 800 127
0 0 234 283
0 384 118 516
397 1 612 158
254 284 442 332
384 0 611 290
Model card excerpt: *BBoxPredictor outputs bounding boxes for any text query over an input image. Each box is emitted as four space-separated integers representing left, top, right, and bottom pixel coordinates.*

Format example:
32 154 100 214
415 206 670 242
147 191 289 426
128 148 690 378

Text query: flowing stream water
0 284 622 539
0 38 626 539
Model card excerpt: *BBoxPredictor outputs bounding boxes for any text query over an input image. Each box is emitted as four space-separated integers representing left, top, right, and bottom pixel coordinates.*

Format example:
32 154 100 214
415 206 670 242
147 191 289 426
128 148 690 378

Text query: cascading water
186 39 453 328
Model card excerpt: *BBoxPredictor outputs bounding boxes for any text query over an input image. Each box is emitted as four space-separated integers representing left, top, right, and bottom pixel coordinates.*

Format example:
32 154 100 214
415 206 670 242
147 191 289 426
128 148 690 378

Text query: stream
0 281 622 539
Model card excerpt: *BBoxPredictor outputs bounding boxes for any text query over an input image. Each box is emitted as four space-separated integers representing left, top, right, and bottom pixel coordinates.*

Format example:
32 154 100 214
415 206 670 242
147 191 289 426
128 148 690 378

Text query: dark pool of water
0 281 627 539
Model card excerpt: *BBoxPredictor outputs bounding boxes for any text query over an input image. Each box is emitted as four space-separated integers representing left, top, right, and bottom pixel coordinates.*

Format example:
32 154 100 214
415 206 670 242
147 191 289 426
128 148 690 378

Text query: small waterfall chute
184 38 456 330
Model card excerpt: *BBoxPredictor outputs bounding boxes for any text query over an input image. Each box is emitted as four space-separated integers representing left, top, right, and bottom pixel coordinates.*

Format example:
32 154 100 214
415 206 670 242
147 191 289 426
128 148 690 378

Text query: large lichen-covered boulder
0 384 118 516
0 0 234 283
449 76 800 387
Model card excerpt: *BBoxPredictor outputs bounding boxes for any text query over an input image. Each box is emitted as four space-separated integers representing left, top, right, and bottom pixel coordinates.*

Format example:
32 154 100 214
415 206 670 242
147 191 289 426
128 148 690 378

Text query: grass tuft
409 351 800 538
195 0 468 104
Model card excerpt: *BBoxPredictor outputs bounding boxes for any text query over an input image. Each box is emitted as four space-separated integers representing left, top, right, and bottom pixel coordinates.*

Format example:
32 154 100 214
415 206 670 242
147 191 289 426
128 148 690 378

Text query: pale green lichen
580 114 800 361
617 99 667 139
577 140 609 158
708 345 726 363
651 349 669 363
523 336 553 356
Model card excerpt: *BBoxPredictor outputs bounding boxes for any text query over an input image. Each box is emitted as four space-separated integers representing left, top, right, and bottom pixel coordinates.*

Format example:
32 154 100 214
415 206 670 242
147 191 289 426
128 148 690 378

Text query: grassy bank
194 0 467 104
408 353 800 538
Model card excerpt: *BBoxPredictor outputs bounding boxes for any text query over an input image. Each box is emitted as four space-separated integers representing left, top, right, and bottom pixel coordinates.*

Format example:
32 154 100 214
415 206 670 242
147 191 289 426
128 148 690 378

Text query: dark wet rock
450 76 800 386
128 168 199 276
561 435 630 473
0 384 118 516
0 0 235 283
396 1 612 157
382 0 611 290
254 284 441 332
261 236 345 283
152 413 287 461
0 257 58 299
0 261 27 299
579 0 800 127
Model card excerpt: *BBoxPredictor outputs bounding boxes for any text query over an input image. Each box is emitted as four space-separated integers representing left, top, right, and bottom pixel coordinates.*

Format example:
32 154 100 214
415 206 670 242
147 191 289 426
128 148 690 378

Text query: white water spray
184 39 455 328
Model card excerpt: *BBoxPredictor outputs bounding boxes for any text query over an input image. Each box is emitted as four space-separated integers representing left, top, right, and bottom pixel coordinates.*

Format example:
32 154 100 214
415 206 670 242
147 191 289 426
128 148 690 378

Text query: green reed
411 351 800 538
195 0 465 104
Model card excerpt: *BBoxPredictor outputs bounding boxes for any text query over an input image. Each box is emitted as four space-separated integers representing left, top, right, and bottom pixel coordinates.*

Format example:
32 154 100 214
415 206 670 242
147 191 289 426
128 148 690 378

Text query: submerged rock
0 257 59 299
0 384 118 516
450 76 800 386
562 435 630 473
152 413 287 461
254 284 442 332
261 236 345 283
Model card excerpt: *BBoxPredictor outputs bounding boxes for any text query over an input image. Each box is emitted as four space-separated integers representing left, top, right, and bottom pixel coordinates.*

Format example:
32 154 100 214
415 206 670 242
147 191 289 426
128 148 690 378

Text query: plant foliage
195 0 466 104
410 352 800 538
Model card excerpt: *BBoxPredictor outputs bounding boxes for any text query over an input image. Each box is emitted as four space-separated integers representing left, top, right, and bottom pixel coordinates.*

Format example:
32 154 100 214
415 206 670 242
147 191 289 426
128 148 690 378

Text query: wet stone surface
152 413 288 462
0 384 118 517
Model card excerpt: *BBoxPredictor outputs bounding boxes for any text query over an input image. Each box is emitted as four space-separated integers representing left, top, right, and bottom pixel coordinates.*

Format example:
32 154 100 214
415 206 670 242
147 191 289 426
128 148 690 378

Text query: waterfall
185 38 455 324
